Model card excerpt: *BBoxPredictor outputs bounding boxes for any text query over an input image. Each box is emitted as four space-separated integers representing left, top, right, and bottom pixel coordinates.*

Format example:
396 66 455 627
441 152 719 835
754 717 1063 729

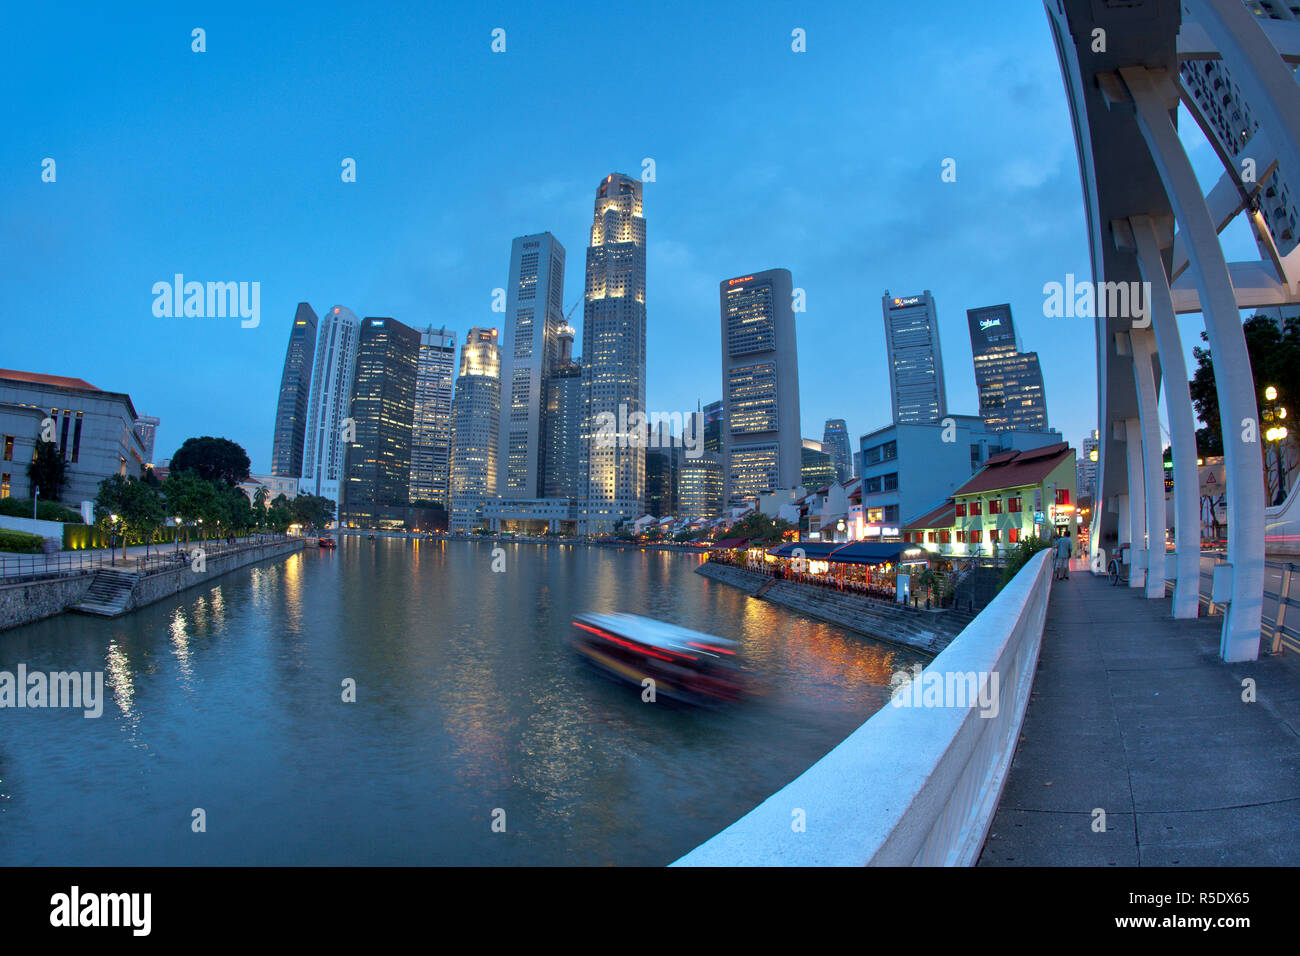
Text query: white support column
1130 215 1202 617
1128 329 1168 599
1124 417 1148 589
1123 67 1265 661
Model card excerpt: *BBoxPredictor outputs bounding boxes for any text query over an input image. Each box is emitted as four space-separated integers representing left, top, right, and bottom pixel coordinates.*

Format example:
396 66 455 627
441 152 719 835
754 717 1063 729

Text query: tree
1190 313 1300 455
163 472 218 544
169 436 251 485
95 475 164 563
291 494 335 532
726 512 795 544
27 439 67 502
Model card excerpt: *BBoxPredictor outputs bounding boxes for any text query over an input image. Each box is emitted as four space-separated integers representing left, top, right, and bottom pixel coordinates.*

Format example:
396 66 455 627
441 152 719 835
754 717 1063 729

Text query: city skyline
3 1 1262 478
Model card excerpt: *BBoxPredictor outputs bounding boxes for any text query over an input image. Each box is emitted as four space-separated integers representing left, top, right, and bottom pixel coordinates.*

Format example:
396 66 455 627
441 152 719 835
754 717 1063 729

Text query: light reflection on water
0 540 925 865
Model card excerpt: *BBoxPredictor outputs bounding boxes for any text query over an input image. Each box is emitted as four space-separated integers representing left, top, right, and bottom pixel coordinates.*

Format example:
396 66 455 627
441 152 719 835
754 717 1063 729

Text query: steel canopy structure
1046 0 1300 661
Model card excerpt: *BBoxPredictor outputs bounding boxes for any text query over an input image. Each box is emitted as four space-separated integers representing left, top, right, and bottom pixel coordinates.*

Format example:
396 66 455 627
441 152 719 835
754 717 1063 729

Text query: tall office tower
801 438 837 490
133 415 161 465
301 305 361 511
882 291 948 424
645 449 678 518
498 233 566 497
449 328 501 531
581 172 647 533
703 400 723 453
822 418 852 482
340 317 421 528
678 453 724 521
1181 1 1299 262
1078 428 1100 500
966 304 1049 432
271 303 319 478
720 269 801 505
409 326 457 507
543 324 582 498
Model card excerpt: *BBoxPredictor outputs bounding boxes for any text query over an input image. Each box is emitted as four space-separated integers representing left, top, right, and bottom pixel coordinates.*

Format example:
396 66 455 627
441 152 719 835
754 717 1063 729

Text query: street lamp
109 513 119 566
174 516 182 556
1263 385 1289 505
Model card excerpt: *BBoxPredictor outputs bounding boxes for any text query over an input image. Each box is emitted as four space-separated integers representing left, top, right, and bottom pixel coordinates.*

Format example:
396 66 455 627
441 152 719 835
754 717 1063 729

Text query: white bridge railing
673 549 1054 866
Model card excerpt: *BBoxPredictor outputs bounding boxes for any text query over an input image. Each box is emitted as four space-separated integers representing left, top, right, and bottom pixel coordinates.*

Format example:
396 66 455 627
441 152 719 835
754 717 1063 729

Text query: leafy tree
95 475 165 562
291 494 335 532
726 512 794 544
163 472 218 544
1190 313 1300 454
27 439 67 502
169 436 251 485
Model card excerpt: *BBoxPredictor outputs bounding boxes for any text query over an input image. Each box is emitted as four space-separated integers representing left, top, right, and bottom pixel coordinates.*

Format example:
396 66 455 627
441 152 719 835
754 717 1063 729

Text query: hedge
63 525 181 550
0 529 44 554
0 498 83 523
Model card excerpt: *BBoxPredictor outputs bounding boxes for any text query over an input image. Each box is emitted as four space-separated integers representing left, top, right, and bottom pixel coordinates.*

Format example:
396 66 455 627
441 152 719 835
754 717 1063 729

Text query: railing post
1273 563 1294 655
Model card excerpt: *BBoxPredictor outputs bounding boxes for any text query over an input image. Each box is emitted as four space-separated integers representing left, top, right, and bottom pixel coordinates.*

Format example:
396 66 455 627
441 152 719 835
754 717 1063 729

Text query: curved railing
673 549 1054 866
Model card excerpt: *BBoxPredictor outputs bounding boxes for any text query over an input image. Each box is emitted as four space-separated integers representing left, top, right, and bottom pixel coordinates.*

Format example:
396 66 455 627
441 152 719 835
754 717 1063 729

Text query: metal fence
0 535 291 584
1265 560 1300 655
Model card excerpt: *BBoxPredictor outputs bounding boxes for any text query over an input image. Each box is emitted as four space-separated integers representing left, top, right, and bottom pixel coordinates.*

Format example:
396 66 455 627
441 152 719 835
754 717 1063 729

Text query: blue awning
765 541 845 559
821 541 935 566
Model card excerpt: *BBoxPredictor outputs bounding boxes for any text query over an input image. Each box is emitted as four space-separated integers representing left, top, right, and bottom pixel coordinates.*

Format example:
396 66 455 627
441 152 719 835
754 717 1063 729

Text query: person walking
1054 529 1073 580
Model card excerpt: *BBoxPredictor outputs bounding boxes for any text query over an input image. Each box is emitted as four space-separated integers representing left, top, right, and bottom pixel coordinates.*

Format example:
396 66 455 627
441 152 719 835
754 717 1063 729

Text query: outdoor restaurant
708 538 937 602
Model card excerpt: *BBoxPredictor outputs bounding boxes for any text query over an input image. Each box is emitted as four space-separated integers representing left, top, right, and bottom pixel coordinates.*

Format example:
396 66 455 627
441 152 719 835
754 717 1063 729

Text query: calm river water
0 538 923 865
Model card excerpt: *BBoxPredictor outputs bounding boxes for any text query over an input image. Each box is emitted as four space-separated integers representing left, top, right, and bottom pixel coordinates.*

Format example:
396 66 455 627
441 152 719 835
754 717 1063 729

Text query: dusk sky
3 0 1256 474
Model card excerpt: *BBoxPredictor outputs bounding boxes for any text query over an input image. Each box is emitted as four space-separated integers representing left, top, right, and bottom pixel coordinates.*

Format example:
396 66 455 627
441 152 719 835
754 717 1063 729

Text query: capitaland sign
979 318 1001 331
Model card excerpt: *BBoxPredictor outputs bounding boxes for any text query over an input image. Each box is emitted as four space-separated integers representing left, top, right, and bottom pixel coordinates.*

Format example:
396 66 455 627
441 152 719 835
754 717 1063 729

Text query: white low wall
673 549 1054 867
0 514 66 541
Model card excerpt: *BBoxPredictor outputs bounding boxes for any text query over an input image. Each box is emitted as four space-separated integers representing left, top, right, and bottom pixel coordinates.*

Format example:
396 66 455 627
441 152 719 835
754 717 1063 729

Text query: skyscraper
822 418 852 482
966 304 1048 432
678 453 724 521
271 303 319 479
133 415 160 466
703 400 723 453
409 326 457 507
801 438 837 491
542 324 582 499
720 269 801 504
499 233 567 497
301 305 361 512
449 328 501 532
340 317 421 529
1078 428 1100 501
645 449 678 518
581 173 647 534
882 291 947 424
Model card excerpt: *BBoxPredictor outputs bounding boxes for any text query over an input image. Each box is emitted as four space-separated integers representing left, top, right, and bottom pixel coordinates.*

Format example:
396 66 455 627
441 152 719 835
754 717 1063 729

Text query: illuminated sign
891 296 923 308
979 318 1001 331
728 276 755 285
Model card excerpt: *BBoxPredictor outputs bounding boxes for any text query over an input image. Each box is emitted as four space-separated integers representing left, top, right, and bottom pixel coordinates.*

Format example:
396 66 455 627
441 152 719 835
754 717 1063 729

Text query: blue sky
2 0 1256 473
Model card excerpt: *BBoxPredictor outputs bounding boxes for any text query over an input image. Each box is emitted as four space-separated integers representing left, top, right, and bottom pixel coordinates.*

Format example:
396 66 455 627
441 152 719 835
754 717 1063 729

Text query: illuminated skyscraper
271 303 318 478
581 173 647 533
720 269 801 504
966 304 1048 432
822 418 852 482
340 317 420 529
882 291 947 424
301 305 361 513
498 233 566 497
409 326 457 507
449 327 501 531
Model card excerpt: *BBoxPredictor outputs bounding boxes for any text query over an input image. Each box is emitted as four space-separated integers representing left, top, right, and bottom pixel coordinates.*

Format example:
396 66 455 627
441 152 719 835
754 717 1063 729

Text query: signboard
1033 510 1045 524
891 296 923 308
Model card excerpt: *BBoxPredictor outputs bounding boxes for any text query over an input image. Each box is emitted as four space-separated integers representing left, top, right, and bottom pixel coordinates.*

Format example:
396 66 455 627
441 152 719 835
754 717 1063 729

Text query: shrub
0 498 83 523
0 529 44 553
1000 536 1052 587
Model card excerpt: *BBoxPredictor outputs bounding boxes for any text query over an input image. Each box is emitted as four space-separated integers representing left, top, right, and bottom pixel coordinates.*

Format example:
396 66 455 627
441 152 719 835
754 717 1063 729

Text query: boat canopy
575 612 739 654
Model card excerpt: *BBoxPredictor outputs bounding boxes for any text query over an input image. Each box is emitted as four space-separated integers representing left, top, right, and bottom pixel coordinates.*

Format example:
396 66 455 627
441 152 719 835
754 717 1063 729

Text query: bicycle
1107 543 1131 586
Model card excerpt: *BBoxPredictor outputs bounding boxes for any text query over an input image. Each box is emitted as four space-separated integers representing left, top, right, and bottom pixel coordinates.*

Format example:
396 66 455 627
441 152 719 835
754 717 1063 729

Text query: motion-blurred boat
317 535 337 549
571 612 743 705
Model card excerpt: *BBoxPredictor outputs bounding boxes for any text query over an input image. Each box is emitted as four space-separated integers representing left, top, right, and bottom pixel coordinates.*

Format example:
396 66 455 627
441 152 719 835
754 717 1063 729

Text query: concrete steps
70 568 139 617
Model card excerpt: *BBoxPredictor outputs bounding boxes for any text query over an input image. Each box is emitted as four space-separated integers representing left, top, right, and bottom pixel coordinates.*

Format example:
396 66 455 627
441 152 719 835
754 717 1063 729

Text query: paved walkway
978 569 1300 865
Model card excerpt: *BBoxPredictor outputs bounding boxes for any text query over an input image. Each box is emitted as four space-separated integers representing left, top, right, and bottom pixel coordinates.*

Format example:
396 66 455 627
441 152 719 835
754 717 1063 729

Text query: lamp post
1264 385 1288 506
174 517 182 556
109 513 119 566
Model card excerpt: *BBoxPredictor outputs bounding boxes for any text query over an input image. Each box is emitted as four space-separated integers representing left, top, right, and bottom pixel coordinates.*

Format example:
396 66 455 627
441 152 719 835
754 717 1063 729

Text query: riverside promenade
979 568 1300 866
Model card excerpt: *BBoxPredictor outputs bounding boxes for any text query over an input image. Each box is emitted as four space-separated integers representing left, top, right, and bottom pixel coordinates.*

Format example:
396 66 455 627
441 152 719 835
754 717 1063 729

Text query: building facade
340 317 421 529
409 326 457 507
882 290 947 424
542 324 582 499
499 233 567 498
856 415 1064 540
966 303 1049 432
1078 428 1100 501
449 328 502 532
581 173 647 534
301 305 361 512
133 415 160 466
271 302 319 478
677 451 724 521
0 369 147 505
800 438 837 491
720 269 801 505
703 400 723 453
